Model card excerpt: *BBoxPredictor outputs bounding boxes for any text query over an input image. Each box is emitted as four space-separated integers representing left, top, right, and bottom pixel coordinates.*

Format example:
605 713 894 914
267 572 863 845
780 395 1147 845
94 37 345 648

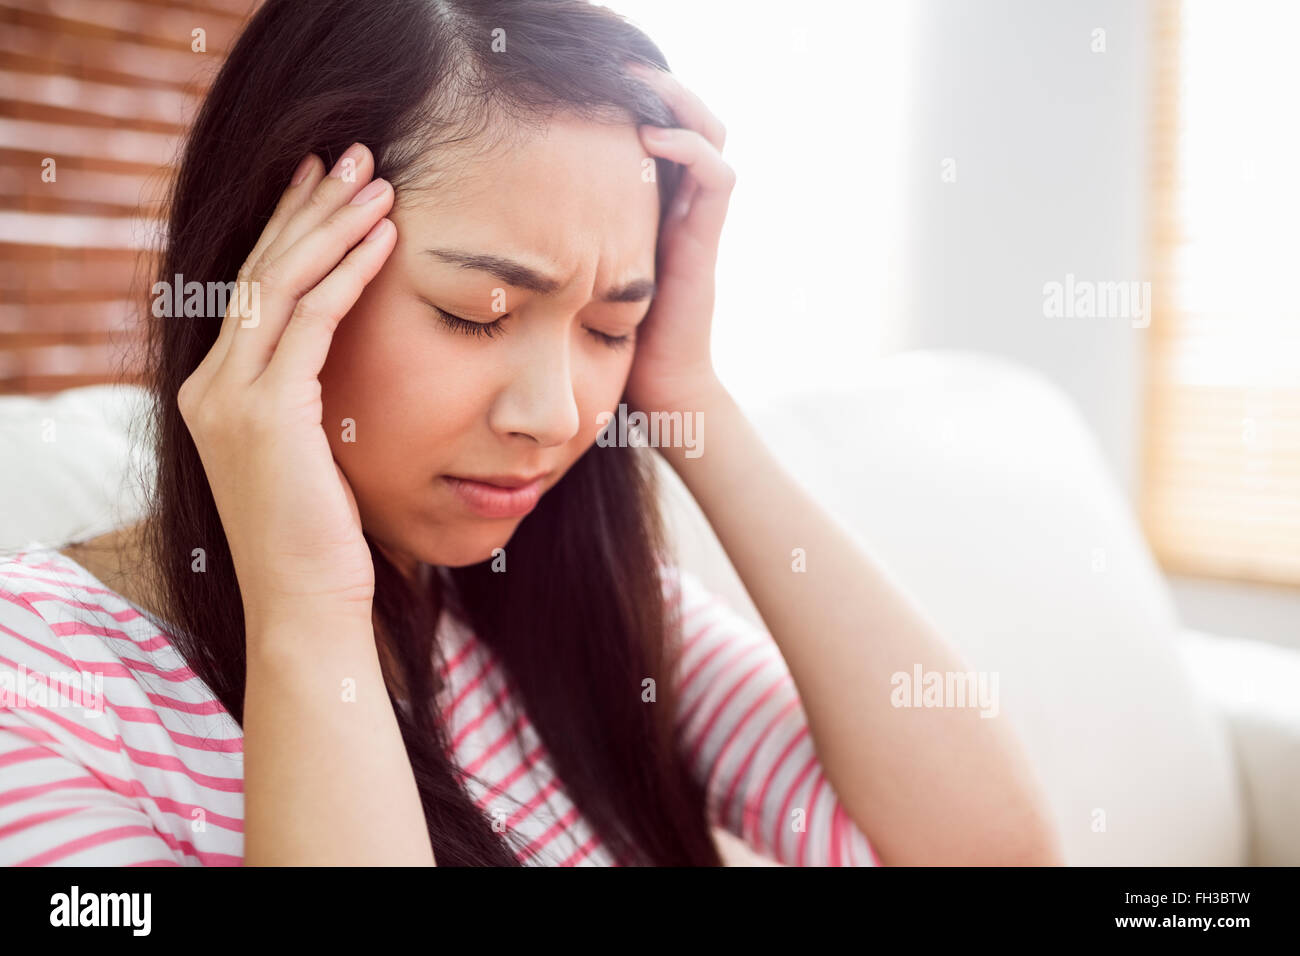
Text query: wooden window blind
0 0 260 395
1140 0 1300 587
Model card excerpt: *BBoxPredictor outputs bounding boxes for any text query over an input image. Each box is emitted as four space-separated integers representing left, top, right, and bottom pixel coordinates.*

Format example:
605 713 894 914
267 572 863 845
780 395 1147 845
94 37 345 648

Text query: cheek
319 289 478 478
571 348 636 445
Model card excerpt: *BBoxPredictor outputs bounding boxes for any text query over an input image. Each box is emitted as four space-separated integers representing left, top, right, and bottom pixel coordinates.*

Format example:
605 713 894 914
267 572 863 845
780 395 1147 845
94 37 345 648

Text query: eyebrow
422 248 656 303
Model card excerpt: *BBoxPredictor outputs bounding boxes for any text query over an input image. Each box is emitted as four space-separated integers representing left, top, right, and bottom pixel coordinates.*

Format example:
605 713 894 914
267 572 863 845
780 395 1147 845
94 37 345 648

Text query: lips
441 472 548 519
451 472 549 490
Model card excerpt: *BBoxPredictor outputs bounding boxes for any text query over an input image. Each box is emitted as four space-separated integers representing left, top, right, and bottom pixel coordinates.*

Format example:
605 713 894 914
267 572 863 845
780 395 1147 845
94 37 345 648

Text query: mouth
440 472 549 519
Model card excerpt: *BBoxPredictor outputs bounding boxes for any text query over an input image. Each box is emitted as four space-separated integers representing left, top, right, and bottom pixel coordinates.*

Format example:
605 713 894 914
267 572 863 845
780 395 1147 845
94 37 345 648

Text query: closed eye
433 306 505 340
431 305 634 350
588 328 635 350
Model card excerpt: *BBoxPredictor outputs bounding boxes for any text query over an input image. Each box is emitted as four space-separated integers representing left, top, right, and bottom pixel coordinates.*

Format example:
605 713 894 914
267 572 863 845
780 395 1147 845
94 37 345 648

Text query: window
1140 0 1300 587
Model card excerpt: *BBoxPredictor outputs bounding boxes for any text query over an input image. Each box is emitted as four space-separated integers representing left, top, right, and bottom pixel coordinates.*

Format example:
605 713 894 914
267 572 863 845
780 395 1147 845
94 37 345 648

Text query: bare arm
661 381 1064 866
242 611 435 866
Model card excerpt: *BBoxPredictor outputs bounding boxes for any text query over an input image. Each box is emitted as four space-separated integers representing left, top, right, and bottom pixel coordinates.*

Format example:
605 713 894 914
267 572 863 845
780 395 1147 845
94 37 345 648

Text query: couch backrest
656 349 1245 865
0 384 155 551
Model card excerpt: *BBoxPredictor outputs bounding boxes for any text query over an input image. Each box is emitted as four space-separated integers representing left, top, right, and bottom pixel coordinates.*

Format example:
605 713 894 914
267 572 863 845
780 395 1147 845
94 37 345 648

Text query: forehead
392 113 661 285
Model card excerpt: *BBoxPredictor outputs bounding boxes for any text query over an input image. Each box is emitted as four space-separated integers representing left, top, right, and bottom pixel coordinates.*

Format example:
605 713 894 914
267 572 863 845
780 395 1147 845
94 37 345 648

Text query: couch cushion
0 384 155 551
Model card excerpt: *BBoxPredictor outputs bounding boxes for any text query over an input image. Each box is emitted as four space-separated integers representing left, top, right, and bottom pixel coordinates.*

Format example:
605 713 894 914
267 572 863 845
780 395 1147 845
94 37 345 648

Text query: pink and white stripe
0 549 879 866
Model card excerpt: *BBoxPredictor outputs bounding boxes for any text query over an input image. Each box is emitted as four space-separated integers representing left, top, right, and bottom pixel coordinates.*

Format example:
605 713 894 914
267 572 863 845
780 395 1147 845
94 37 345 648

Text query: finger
260 217 397 389
667 176 700 224
625 62 726 153
244 153 327 277
220 175 395 381
256 142 376 271
200 153 328 380
638 126 735 242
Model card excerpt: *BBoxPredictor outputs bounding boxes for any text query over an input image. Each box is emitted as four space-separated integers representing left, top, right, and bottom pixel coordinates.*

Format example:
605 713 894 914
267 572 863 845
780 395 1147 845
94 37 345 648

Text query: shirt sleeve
0 585 183 866
664 565 880 866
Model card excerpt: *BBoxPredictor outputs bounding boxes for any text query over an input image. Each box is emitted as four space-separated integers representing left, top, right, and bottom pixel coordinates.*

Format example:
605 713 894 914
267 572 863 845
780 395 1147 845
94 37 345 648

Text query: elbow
1003 832 1066 866
996 806 1067 866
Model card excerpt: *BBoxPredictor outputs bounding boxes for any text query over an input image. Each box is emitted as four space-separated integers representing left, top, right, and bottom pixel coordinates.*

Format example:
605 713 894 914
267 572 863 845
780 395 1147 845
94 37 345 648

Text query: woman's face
318 114 661 577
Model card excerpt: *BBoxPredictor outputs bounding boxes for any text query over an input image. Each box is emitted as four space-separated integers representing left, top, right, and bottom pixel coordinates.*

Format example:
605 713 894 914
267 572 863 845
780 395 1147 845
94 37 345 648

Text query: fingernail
290 154 315 186
350 178 389 205
362 218 392 243
330 143 365 179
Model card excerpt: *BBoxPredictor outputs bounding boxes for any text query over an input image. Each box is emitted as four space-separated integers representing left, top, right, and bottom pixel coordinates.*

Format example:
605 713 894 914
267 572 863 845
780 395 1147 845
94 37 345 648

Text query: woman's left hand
622 62 736 413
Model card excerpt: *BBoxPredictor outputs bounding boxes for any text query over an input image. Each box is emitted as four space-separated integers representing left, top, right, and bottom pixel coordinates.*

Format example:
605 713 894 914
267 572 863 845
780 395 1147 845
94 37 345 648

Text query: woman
0 0 1062 866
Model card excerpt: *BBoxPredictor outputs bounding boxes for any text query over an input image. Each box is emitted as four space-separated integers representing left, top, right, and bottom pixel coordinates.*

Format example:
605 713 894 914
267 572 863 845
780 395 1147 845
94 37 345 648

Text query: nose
488 331 582 447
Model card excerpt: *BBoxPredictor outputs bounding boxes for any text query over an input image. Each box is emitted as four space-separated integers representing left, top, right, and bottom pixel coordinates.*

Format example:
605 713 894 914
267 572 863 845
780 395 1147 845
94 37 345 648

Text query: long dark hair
135 0 721 865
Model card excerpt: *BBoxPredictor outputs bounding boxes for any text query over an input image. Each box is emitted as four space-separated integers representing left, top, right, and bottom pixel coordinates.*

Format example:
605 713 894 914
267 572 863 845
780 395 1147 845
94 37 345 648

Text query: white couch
2 349 1296 865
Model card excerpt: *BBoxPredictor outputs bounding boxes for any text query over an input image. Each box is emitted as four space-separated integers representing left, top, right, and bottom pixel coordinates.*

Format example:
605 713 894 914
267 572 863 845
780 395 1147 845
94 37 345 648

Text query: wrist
244 598 375 644
637 373 730 417
244 614 384 691
652 377 736 472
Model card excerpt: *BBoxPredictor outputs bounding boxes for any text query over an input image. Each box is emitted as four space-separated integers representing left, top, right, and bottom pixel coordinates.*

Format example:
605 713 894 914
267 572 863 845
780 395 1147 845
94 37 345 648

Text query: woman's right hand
177 142 396 632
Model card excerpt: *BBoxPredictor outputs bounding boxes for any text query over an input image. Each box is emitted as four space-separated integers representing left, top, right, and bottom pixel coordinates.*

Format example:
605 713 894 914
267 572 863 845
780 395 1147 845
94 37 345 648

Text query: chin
419 521 520 569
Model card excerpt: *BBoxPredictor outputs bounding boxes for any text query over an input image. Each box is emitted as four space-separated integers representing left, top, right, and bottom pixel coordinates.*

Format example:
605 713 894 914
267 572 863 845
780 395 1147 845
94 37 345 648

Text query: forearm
242 611 436 866
661 381 1063 866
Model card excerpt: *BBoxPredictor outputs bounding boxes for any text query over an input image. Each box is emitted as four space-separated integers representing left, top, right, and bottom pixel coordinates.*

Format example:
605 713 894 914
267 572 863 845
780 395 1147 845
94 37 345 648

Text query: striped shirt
0 547 879 866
